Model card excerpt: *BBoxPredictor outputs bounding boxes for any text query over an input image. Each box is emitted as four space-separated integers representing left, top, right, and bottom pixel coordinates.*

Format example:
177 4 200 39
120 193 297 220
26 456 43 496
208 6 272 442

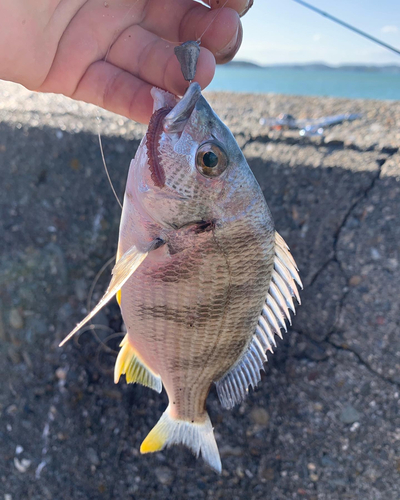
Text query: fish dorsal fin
216 232 302 410
114 335 162 393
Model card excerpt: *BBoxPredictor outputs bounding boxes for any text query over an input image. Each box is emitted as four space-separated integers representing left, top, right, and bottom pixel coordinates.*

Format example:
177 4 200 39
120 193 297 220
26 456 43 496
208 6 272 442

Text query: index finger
208 0 253 17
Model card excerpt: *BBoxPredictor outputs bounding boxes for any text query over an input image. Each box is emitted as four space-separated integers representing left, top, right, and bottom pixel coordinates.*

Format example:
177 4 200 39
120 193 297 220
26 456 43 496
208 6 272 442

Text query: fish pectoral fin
114 335 162 393
140 406 222 473
59 239 164 347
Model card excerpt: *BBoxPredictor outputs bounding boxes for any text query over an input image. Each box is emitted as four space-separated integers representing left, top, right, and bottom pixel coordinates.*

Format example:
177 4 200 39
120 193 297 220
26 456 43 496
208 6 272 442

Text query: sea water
207 66 400 100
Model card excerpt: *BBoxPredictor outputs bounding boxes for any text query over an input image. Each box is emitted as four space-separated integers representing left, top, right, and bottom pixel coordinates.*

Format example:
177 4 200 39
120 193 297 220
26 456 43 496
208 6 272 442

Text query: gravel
0 80 399 499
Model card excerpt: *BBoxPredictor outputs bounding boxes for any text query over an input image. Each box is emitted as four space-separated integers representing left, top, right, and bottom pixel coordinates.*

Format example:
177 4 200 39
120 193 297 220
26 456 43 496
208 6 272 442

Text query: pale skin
0 0 252 124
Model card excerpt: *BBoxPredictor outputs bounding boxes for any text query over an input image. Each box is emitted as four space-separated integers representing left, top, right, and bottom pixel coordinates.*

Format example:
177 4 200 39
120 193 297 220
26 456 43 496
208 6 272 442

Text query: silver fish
62 82 302 472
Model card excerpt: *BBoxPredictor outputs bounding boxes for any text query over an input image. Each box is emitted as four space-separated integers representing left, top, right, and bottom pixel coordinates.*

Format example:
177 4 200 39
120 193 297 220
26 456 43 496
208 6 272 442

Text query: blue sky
236 0 400 65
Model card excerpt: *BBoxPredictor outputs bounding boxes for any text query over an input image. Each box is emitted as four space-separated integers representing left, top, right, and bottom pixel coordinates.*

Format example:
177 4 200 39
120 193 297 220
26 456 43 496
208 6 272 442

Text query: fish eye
196 142 228 177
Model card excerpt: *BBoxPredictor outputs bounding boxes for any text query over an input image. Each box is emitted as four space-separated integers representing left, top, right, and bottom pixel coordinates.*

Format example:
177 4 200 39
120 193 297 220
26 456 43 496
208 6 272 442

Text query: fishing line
95 331 125 374
96 118 123 210
90 3 144 347
73 323 115 347
96 1 140 210
73 324 124 374
292 0 400 57
196 0 230 43
96 0 231 208
82 254 116 346
98 133 123 209
87 255 115 316
87 0 231 340
90 2 142 330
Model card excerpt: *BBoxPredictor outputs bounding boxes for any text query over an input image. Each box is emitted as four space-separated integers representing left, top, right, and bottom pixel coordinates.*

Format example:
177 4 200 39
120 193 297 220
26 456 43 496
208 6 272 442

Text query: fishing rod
292 0 400 57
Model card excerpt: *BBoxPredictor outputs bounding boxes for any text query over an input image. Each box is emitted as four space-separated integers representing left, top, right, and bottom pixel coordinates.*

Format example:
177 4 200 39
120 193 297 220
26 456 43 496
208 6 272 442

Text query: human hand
0 0 252 123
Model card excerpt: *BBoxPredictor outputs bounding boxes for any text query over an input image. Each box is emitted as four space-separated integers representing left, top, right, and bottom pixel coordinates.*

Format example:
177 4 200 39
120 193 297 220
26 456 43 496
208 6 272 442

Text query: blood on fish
145 107 172 188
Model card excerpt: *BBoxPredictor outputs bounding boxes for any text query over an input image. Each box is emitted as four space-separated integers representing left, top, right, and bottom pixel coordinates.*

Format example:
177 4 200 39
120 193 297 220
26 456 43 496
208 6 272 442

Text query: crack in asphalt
308 154 388 287
315 149 397 288
292 150 399 387
293 328 400 388
326 338 400 388
244 138 398 388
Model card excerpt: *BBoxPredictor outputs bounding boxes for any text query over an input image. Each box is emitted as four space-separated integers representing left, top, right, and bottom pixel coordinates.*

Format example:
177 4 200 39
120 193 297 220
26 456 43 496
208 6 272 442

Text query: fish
61 82 302 472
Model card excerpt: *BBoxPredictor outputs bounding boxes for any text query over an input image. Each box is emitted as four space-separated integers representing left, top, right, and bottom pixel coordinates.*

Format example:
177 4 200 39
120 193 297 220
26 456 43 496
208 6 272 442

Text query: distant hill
226 60 262 69
227 61 400 73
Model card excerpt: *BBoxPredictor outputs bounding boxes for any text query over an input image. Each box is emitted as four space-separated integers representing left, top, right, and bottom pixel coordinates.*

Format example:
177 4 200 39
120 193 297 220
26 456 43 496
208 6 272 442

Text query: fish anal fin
140 406 221 473
215 337 267 410
114 335 162 393
216 231 302 411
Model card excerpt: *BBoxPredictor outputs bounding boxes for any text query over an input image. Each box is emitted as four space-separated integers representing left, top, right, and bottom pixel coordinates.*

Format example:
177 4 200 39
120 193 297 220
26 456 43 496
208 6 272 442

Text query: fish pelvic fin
140 406 221 473
116 289 121 306
114 335 162 393
59 239 164 347
115 249 122 306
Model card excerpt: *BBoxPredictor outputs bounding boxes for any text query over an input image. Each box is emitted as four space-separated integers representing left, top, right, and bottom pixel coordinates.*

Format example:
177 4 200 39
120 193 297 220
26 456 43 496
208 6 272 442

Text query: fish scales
119 212 274 419
64 82 301 472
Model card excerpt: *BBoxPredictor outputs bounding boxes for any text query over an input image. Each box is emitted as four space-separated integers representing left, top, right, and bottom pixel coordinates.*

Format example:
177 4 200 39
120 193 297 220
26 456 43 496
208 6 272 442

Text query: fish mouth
163 82 202 134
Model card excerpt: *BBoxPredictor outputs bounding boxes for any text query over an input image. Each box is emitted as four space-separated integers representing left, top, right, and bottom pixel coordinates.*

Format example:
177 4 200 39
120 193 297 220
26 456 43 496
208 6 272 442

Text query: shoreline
1 80 399 151
208 65 400 101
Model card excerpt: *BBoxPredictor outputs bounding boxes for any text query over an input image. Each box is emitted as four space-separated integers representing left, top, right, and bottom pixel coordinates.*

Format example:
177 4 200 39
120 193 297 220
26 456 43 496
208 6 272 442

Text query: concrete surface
0 81 399 499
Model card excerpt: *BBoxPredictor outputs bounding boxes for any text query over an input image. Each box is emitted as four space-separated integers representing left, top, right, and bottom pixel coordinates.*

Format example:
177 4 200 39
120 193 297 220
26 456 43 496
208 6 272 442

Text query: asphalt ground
0 81 399 499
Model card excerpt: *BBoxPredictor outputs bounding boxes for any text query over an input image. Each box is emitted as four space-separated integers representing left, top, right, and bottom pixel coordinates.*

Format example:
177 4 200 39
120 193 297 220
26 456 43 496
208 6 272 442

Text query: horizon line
229 59 400 67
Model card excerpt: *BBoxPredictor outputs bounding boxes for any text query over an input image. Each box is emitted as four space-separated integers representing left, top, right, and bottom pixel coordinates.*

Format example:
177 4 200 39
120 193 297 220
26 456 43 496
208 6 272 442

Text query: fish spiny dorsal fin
257 231 302 345
215 231 302 410
114 335 162 393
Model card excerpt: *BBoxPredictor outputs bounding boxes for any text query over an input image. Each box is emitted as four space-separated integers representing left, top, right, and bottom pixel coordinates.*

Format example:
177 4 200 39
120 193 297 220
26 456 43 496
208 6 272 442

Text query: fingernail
239 0 254 17
215 22 243 64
